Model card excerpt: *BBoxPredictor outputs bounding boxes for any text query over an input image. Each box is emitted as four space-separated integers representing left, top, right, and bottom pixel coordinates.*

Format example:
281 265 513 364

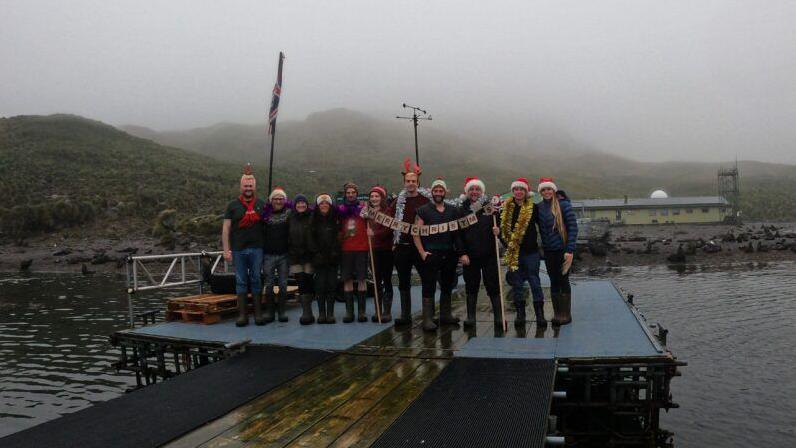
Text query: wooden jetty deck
2 280 684 448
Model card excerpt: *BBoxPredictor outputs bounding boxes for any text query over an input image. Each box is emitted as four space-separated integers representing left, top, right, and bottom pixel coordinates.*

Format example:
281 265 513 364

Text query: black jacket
308 209 341 267
263 208 290 255
499 200 540 254
459 199 498 259
288 210 313 265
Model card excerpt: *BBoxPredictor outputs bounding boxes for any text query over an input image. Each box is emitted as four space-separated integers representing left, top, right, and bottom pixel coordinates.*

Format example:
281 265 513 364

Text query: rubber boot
558 292 572 326
343 291 355 323
550 292 562 326
439 294 460 325
373 289 393 323
299 294 315 325
254 292 265 326
394 289 412 326
357 291 368 322
514 301 527 325
276 292 288 322
533 301 547 327
326 296 336 324
235 293 248 327
263 291 275 323
316 296 327 324
421 297 438 332
463 293 477 329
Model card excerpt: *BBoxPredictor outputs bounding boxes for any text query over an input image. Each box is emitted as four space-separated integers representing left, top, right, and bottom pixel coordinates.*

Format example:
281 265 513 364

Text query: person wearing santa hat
261 186 291 323
222 164 267 327
458 176 503 329
537 177 578 325
392 159 430 327
309 194 341 324
500 177 545 327
338 182 370 323
366 185 395 322
414 178 464 331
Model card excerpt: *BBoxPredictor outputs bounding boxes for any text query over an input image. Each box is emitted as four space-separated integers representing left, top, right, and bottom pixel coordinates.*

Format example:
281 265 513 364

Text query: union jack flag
268 51 284 135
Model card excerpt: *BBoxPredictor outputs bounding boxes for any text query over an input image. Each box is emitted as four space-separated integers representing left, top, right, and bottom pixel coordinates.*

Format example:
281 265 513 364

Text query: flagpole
267 51 284 194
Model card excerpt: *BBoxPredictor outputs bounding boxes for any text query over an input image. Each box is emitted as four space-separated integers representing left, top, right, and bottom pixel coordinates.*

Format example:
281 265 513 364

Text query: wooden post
492 215 507 332
367 221 382 323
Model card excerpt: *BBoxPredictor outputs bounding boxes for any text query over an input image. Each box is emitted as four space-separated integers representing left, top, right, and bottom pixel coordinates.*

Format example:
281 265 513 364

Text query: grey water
1 264 795 446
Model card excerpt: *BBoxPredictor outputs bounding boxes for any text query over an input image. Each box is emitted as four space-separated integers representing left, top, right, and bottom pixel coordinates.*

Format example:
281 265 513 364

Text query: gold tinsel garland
500 198 534 271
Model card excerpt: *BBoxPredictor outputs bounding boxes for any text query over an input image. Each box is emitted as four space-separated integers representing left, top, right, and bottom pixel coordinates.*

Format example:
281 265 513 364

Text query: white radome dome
650 190 669 199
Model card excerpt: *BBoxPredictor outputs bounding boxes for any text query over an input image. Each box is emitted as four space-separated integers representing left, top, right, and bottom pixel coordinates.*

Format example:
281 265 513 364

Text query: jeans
505 251 544 304
543 250 571 295
263 253 289 296
232 248 263 295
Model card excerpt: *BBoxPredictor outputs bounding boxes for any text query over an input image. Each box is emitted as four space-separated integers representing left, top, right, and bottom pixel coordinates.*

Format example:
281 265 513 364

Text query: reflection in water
601 261 796 447
0 274 193 437
1 263 795 446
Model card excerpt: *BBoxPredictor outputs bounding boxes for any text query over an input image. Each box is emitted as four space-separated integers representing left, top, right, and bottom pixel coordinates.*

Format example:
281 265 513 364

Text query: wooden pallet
165 286 300 324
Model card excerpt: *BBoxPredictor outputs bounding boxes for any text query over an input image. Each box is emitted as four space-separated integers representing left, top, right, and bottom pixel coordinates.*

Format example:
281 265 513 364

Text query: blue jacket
537 198 578 253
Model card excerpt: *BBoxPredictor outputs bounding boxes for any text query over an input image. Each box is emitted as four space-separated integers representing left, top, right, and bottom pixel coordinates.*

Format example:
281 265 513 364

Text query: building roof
572 196 729 210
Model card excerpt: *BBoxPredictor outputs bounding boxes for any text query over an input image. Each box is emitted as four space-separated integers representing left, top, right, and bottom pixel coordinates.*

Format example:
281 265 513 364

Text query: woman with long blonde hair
537 177 578 325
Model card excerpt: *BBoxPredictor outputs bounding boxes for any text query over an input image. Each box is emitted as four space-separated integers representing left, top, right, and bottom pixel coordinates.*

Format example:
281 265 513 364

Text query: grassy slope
125 109 796 220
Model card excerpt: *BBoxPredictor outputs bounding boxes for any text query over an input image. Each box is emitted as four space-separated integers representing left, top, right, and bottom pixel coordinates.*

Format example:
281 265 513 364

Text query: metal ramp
372 358 557 448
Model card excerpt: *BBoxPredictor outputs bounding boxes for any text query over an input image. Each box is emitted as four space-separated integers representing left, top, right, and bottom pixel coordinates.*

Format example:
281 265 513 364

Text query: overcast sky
1 0 794 163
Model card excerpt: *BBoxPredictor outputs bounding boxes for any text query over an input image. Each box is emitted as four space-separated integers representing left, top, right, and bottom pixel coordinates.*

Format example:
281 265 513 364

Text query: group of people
221 160 578 332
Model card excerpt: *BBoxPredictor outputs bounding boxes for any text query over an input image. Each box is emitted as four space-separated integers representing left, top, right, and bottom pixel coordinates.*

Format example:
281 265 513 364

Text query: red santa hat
269 186 287 201
510 177 530 191
537 177 558 192
369 185 387 198
463 176 486 194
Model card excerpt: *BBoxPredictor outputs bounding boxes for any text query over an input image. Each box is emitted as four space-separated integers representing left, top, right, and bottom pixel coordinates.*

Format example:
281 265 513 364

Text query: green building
572 191 731 225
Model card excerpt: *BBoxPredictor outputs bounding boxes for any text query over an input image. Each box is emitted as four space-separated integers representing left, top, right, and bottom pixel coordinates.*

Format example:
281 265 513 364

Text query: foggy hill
124 108 796 220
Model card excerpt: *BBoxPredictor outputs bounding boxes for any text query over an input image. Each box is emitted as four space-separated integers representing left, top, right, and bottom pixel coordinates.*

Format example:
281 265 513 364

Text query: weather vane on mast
396 103 432 165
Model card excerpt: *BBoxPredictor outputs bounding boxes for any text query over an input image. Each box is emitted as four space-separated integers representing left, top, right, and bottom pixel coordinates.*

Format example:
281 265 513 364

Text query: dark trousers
294 272 314 295
394 244 423 291
463 256 500 298
543 250 571 295
419 250 458 299
313 265 339 296
373 248 394 294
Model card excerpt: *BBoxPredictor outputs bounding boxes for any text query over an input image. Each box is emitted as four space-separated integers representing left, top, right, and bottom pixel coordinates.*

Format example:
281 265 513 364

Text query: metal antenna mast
396 103 432 165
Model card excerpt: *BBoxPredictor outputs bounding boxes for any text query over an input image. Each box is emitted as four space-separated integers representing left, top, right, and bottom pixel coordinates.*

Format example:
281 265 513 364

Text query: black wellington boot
394 289 412 326
439 294 460 325
263 291 275 323
514 301 527 325
254 292 265 326
372 288 393 323
343 291 355 323
316 296 327 324
533 301 547 327
422 297 438 332
326 295 336 324
559 292 572 325
236 293 249 327
276 292 288 323
299 294 315 325
463 293 477 329
550 292 562 326
357 291 368 322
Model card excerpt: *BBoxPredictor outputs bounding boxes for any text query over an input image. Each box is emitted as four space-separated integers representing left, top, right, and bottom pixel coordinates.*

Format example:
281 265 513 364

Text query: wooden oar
367 220 382 324
492 215 507 332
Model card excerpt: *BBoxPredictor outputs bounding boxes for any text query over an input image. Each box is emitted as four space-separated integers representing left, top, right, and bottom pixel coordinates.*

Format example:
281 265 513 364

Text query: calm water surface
1 264 795 445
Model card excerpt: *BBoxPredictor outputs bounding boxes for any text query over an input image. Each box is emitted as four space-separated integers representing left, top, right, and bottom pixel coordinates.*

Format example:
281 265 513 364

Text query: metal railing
125 251 228 328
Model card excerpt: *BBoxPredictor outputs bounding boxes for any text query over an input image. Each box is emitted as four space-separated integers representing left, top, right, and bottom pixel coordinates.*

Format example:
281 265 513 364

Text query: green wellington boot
343 291 354 323
463 293 477 329
299 294 315 325
356 291 368 322
235 293 248 327
422 297 438 332
316 296 328 324
394 289 413 326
